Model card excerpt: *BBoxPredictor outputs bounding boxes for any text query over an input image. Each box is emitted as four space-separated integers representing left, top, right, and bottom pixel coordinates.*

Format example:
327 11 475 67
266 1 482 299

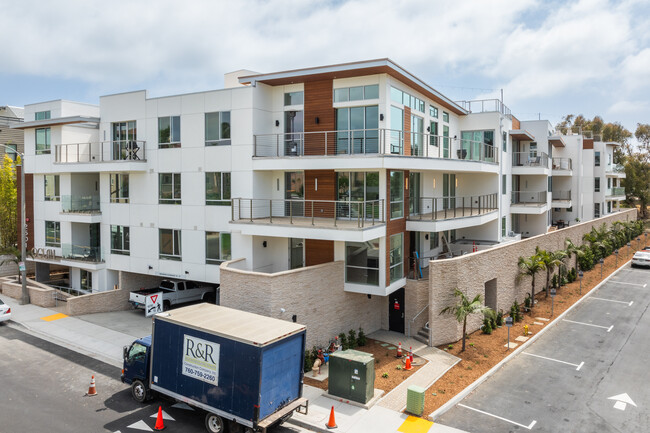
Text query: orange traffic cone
325 405 337 429
405 357 412 370
154 406 165 430
396 342 402 358
86 375 98 396
409 347 414 363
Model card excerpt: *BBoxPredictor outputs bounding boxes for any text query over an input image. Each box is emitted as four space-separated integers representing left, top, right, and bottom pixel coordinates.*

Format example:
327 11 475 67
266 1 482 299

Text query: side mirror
123 346 129 360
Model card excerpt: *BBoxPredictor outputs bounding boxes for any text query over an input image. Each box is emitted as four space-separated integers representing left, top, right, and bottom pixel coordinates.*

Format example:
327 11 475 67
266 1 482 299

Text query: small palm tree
564 238 584 273
0 246 28 283
539 248 567 297
518 253 546 308
439 289 492 352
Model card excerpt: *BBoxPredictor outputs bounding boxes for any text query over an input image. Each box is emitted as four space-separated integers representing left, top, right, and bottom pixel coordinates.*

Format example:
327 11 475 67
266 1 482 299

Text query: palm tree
439 289 492 352
0 246 28 283
564 239 584 273
518 253 546 308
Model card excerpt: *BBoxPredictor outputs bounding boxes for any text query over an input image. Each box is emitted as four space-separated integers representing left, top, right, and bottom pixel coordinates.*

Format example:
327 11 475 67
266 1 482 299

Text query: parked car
130 280 217 311
0 298 11 323
631 250 650 268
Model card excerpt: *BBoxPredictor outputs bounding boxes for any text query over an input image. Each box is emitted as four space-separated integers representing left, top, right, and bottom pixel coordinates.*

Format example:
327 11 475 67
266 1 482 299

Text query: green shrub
348 329 357 349
357 328 367 346
579 246 595 270
304 349 314 372
496 310 504 326
481 317 493 334
338 332 349 350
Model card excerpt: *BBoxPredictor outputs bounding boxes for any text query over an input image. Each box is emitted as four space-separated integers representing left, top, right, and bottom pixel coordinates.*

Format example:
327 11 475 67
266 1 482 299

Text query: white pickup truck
129 280 216 311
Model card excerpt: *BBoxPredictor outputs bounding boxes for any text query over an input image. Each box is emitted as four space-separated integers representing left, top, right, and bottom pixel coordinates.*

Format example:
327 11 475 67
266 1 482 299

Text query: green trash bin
406 385 425 416
328 350 375 404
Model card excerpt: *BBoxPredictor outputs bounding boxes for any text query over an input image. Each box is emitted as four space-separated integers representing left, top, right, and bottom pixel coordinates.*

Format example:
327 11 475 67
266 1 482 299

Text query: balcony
453 99 512 118
53 141 147 171
511 191 548 214
252 129 499 169
230 198 386 242
606 164 626 178
551 190 572 208
407 193 499 232
61 195 100 214
551 157 573 175
607 187 625 199
512 152 550 175
61 244 104 264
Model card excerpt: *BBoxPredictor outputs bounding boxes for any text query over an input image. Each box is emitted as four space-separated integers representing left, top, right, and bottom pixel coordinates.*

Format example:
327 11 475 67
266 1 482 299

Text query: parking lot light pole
614 249 618 267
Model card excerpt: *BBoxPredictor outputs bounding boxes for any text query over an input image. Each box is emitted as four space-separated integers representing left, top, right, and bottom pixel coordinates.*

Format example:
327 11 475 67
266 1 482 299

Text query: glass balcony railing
61 195 100 214
552 157 572 170
608 187 625 196
511 191 548 205
552 190 571 200
61 244 104 263
54 140 146 163
606 164 625 173
512 152 549 168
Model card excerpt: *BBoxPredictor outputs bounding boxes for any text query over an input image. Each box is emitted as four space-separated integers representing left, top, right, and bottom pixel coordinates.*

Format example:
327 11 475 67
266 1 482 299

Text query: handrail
551 157 572 170
511 190 548 204
407 305 429 343
409 193 498 221
54 140 146 163
453 99 512 117
551 190 571 200
608 187 625 196
512 151 549 168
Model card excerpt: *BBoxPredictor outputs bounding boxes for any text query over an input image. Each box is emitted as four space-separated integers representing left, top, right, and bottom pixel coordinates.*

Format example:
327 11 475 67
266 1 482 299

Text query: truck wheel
163 301 171 312
204 413 225 433
131 380 148 403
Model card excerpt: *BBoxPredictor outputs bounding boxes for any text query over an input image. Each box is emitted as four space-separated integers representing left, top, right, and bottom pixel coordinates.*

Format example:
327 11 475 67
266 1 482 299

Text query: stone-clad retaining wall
220 260 384 349
428 209 637 346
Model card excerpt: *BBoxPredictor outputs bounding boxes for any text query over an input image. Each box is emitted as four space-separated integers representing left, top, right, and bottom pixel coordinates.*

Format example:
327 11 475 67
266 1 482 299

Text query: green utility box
328 350 375 404
406 385 425 415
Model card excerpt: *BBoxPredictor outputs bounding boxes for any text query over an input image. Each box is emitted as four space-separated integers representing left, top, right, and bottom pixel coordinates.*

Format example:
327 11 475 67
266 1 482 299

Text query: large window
110 225 130 255
336 171 380 219
334 85 379 102
429 232 439 250
284 91 304 106
502 217 506 237
45 221 60 247
390 87 424 113
335 106 379 154
35 110 51 121
595 151 601 166
390 171 404 219
389 233 403 283
460 130 494 161
44 175 60 201
159 173 181 204
595 177 600 192
5 143 17 161
345 240 380 286
411 114 424 156
158 116 181 148
429 121 439 146
205 232 231 264
205 112 231 146
159 229 181 260
442 125 450 158
206 172 231 205
502 131 507 152
112 121 137 160
80 269 92 292
36 127 51 154
110 173 129 203
390 106 404 154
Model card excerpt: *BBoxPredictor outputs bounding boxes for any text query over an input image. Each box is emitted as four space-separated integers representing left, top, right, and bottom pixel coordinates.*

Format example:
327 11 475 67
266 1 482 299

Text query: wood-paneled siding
305 239 334 267
304 80 336 155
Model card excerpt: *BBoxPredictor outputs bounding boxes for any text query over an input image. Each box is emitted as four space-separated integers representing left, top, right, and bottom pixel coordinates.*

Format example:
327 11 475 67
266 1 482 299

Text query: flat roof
509 129 535 141
11 116 100 130
156 304 305 347
239 58 467 116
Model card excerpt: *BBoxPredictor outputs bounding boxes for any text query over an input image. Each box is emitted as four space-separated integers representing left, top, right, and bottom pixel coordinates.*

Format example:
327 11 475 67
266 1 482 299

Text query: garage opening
484 278 497 311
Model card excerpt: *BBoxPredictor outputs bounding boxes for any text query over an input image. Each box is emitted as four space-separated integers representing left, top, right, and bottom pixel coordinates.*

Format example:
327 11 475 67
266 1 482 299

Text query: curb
428 259 633 421
286 415 333 433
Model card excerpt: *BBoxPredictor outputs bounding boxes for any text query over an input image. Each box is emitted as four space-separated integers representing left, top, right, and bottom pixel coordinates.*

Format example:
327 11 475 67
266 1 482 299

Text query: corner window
45 221 60 247
35 128 51 154
205 112 231 146
35 111 51 121
110 225 130 255
159 173 181 205
390 171 404 219
205 172 231 205
110 173 129 203
389 233 403 283
206 232 231 264
159 228 181 260
44 175 60 201
442 111 449 123
284 91 304 106
158 116 181 148
345 240 379 286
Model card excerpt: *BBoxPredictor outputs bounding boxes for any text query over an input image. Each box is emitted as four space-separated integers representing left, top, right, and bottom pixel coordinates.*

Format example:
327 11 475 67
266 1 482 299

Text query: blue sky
2 0 649 134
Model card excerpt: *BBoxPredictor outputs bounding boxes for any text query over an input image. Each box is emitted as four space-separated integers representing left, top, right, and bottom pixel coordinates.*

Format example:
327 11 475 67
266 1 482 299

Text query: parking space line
457 404 537 430
522 352 584 370
563 319 613 332
590 297 634 306
609 280 647 287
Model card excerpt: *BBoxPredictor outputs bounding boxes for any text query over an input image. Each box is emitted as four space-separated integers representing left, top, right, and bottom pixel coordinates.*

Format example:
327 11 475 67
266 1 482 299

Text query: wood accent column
305 239 334 266
404 107 411 156
16 166 34 251
304 80 335 155
386 170 409 285
304 170 336 265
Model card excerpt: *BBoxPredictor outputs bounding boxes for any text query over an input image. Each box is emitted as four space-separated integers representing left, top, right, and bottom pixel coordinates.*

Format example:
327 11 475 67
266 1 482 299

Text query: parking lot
436 264 650 432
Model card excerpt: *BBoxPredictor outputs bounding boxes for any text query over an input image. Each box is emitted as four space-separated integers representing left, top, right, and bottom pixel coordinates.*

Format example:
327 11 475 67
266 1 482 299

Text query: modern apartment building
0 105 24 161
14 59 626 345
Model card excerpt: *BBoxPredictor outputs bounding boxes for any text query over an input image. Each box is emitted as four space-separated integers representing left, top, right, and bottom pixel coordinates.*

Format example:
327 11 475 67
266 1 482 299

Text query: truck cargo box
149 304 306 427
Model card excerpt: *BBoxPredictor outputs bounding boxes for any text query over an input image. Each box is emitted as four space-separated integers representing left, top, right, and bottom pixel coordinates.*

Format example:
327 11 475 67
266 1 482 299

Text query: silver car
631 251 650 268
0 298 11 323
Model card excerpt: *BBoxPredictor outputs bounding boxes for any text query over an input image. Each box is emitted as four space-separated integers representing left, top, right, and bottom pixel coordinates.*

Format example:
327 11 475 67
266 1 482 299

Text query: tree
439 289 492 352
635 123 650 151
0 154 17 249
517 253 546 309
564 239 584 273
0 246 31 283
537 247 566 297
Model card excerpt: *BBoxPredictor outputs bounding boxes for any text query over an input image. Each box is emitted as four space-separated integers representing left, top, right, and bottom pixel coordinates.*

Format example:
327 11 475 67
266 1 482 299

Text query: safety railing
61 244 104 263
61 195 101 214
54 140 146 163
408 193 498 221
606 164 625 173
231 198 385 228
608 187 625 197
511 191 548 205
551 157 572 170
454 99 512 117
512 152 549 168
407 305 429 344
253 128 499 163
551 190 571 200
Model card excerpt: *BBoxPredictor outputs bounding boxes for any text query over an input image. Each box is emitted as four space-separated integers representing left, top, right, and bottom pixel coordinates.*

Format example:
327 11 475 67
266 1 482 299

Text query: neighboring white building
14 59 626 337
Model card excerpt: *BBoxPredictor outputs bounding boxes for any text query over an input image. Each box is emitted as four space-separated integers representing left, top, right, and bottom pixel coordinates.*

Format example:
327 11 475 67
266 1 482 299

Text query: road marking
522 352 584 370
171 402 194 411
457 404 537 430
610 280 646 287
563 319 613 332
608 393 637 411
150 409 175 421
590 297 634 306
126 420 152 431
40 313 68 322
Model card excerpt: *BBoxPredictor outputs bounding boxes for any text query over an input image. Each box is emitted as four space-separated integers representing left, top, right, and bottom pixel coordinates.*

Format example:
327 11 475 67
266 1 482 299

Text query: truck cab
121 336 152 403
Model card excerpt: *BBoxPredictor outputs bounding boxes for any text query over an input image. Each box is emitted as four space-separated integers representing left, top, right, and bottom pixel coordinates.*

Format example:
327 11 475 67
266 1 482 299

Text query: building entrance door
388 287 405 333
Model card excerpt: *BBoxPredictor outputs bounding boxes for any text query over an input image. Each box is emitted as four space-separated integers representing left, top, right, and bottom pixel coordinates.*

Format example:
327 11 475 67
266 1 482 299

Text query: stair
413 326 430 345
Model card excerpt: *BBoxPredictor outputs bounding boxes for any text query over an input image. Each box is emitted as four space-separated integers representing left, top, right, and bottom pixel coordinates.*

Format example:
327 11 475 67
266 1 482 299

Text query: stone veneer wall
66 287 132 315
220 260 383 349
405 277 430 337
1 278 60 308
428 209 637 346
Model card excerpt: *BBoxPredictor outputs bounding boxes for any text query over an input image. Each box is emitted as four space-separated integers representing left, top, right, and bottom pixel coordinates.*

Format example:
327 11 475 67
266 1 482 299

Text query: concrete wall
219 259 383 349
428 208 637 346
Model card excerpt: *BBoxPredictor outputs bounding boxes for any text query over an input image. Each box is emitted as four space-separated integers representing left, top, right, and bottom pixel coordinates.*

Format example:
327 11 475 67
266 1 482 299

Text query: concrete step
417 328 429 338
413 334 429 345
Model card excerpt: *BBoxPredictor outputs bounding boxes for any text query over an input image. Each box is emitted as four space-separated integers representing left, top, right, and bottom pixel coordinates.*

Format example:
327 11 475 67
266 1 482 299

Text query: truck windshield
160 281 175 290
128 343 147 363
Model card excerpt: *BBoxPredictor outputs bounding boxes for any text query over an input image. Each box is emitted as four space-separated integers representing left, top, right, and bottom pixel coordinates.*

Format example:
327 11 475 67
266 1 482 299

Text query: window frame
159 228 182 260
110 173 129 203
45 221 61 247
344 240 380 286
205 231 232 264
389 233 404 283
594 177 600 192
442 111 450 123
35 127 51 154
110 225 130 255
429 105 439 118
5 143 17 161
44 174 60 201
35 110 51 121
284 91 304 106
205 111 231 146
390 171 404 219
159 173 182 205
158 116 181 148
595 151 601 166
205 172 231 206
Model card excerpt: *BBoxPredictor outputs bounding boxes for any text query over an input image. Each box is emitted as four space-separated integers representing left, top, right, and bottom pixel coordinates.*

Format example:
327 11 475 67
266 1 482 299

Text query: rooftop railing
552 157 572 170
61 195 101 214
511 191 548 205
54 140 146 163
408 193 498 221
253 128 498 164
512 152 549 168
454 99 512 118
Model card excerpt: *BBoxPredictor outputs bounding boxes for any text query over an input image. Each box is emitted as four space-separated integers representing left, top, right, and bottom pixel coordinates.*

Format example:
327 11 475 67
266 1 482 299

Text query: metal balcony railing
231 198 385 228
552 190 571 200
512 152 549 168
54 140 146 163
608 187 625 196
61 244 104 263
408 193 498 221
61 195 101 214
511 191 548 205
253 128 498 164
552 157 572 170
453 99 512 117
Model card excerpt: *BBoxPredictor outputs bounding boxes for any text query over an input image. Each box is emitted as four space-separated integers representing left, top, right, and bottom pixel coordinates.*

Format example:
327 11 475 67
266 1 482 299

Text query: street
0 325 312 433
436 264 650 432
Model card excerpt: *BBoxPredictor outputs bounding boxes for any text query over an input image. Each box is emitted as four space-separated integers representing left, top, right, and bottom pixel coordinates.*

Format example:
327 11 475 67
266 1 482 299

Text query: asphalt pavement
436 264 650 433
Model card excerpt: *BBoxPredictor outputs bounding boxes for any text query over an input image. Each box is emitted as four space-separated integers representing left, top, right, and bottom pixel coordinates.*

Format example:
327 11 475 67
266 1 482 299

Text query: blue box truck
121 304 308 433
